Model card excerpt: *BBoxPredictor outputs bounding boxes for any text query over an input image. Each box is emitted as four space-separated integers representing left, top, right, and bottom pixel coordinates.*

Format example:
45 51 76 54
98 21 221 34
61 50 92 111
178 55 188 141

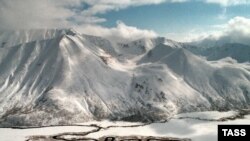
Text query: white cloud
77 21 157 42
0 0 184 41
0 0 77 29
1 0 249 43
80 0 187 16
205 0 250 6
0 0 187 30
0 0 248 30
188 16 250 46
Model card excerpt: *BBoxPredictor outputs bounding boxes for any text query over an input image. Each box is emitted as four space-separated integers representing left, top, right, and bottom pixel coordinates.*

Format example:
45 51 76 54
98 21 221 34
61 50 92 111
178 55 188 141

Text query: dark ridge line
4 124 98 129
27 120 169 141
52 124 102 141
4 109 249 130
174 109 250 122
52 122 155 140
12 110 250 141
5 118 167 129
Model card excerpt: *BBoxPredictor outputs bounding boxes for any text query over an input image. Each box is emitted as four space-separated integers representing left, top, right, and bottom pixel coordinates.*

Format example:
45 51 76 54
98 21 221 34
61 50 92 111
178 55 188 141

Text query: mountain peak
1 29 250 127
63 28 78 36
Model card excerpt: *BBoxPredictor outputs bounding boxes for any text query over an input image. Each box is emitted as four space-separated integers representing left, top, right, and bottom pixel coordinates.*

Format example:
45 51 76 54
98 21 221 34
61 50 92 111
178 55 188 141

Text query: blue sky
99 1 250 37
1 0 250 42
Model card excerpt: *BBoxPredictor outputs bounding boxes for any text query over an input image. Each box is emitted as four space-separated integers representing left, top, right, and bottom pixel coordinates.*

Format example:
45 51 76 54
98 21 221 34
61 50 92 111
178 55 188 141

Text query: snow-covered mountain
0 29 249 127
184 43 250 63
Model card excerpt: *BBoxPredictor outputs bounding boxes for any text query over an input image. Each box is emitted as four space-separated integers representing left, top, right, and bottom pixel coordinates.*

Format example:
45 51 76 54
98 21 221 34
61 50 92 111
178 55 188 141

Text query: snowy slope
0 29 72 48
0 29 250 127
137 44 250 110
0 29 136 127
184 43 250 63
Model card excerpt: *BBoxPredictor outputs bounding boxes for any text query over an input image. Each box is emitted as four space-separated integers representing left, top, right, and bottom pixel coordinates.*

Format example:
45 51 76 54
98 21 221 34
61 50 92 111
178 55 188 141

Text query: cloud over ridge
205 0 250 7
190 16 250 46
0 0 250 42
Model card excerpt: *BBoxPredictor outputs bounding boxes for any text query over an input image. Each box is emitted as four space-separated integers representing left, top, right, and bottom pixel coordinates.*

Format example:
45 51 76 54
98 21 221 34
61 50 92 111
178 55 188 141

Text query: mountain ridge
0 29 249 127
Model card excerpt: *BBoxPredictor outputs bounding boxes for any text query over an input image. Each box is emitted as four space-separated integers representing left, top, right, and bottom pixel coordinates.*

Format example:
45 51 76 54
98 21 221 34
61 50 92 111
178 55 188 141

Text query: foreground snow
77 120 144 128
0 126 96 141
85 111 250 141
175 111 238 120
0 111 249 141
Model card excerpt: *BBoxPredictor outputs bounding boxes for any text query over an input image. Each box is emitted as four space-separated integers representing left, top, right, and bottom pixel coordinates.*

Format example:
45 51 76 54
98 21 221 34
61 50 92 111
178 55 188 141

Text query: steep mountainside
0 29 249 127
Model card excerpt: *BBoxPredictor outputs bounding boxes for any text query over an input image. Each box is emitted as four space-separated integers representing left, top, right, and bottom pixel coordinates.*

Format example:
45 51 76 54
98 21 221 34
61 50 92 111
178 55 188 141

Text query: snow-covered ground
175 111 238 120
1 111 249 141
85 111 250 141
77 120 144 128
0 126 96 141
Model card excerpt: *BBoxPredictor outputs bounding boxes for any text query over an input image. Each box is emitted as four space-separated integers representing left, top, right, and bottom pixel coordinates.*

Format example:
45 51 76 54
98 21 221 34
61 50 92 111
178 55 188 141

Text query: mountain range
0 29 249 127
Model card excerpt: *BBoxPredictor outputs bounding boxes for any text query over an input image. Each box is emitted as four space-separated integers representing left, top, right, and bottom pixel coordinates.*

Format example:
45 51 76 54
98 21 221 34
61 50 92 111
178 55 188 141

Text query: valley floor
0 110 250 141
